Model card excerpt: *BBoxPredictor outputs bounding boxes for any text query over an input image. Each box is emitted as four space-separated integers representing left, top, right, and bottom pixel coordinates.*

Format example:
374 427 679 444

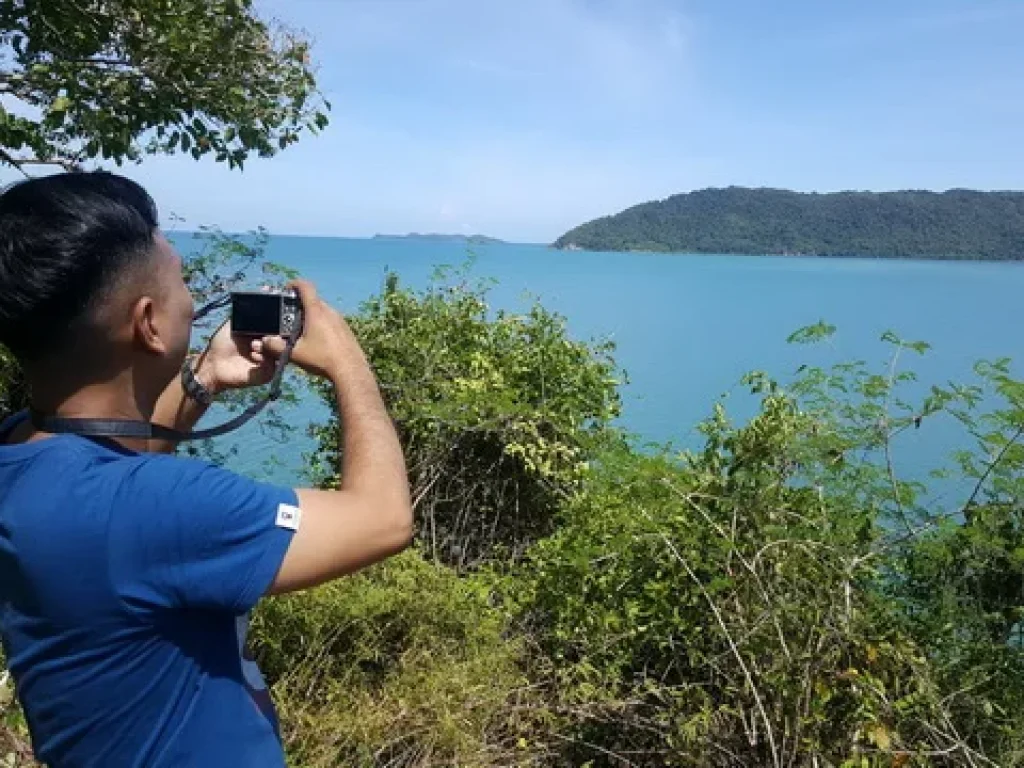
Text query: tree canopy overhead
0 0 329 173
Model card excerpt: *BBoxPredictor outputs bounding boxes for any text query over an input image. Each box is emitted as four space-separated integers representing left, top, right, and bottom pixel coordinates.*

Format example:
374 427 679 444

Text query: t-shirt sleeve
108 455 299 616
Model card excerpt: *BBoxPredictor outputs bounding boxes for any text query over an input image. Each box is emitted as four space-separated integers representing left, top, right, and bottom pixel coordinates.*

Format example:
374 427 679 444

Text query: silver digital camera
230 290 303 338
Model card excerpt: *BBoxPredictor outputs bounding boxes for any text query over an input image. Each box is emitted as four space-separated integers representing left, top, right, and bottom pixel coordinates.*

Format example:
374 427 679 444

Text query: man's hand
150 321 283 453
261 280 366 381
195 321 281 396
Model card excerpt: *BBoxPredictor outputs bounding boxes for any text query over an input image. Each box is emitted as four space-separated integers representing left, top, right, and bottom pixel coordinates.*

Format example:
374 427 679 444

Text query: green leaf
0 0 326 169
787 321 836 345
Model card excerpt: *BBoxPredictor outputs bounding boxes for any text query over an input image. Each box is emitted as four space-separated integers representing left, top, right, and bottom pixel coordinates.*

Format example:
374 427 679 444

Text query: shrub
0 651 35 767
512 334 1024 766
249 549 547 767
517 397 936 766
309 265 623 569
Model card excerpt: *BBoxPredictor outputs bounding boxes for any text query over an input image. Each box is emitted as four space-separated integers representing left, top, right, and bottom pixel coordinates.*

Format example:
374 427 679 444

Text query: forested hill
553 187 1024 260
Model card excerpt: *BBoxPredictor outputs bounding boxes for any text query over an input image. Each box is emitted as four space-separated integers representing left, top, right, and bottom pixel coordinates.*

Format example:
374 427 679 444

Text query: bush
249 549 547 767
517 397 936 766
0 345 27 423
510 331 1024 767
309 265 622 569
0 651 35 767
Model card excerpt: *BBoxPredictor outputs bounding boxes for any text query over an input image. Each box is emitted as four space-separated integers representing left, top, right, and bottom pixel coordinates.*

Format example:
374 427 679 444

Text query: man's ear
131 295 166 355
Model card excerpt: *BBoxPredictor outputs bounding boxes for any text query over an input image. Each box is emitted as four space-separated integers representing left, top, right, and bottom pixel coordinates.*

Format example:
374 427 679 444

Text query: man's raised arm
265 280 412 594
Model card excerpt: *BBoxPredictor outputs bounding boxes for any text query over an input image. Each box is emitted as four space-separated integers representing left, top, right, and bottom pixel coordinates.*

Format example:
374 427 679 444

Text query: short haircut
0 171 160 363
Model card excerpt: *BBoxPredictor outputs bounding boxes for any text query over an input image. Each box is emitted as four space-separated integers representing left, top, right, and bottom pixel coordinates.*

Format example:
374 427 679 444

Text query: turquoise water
178 236 1024 504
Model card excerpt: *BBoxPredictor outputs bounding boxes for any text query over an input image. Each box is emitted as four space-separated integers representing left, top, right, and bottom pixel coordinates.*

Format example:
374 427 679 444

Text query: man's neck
31 371 152 420
25 369 162 451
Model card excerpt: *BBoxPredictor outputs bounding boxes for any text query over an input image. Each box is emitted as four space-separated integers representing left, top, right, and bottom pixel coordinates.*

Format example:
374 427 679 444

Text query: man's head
0 172 194 404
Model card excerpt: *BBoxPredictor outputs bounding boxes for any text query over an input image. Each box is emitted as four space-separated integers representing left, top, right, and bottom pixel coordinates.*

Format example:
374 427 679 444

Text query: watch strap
181 357 214 406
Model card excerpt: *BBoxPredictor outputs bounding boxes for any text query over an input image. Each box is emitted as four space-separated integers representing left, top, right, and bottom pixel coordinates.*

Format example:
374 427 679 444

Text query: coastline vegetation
554 187 1024 261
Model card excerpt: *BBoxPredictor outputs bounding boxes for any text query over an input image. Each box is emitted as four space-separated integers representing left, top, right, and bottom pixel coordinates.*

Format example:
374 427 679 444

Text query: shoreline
546 245 1024 264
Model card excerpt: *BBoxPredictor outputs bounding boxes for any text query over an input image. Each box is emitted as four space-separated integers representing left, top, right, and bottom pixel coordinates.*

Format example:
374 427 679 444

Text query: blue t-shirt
0 415 298 767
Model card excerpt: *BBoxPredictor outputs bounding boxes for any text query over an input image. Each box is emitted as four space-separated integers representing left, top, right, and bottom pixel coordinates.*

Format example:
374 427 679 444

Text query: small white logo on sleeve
276 503 302 531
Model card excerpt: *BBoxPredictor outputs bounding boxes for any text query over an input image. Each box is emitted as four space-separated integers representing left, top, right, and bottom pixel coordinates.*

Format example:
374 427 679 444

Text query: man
0 171 412 767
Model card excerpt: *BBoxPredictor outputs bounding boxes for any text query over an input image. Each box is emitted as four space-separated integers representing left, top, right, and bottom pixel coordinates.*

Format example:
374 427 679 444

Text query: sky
12 0 1024 242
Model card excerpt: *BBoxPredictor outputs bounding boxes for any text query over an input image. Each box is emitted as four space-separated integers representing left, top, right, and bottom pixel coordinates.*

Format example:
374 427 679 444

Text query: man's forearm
330 361 410 515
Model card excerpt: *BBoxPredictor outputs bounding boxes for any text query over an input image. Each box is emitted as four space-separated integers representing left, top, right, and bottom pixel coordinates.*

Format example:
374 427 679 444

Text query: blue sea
175 235 1024 509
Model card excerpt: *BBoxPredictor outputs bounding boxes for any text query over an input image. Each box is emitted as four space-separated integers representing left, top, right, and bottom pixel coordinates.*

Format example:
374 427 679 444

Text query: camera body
230 290 303 338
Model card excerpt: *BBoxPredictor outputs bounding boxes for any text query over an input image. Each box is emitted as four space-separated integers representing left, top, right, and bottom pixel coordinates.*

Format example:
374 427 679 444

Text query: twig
56 57 134 69
663 479 793 661
939 673 996 708
916 717 999 768
547 730 642 767
0 152 81 173
0 148 31 178
961 423 1024 514
882 346 915 536
648 515 783 768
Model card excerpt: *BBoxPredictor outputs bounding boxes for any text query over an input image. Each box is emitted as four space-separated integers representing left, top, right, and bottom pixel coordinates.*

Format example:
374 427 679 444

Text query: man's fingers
288 278 318 309
261 335 289 358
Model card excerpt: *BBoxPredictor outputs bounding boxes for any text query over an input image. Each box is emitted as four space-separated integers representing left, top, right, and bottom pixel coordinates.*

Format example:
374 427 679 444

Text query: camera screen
231 293 281 336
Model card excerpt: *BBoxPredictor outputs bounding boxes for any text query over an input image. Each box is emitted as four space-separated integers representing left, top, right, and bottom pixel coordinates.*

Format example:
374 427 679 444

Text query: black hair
0 171 160 363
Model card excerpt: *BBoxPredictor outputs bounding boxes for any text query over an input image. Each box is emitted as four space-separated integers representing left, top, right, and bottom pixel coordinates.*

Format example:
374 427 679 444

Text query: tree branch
882 346 915 536
59 57 134 68
0 75 36 100
0 148 31 178
0 150 81 174
962 423 1024 514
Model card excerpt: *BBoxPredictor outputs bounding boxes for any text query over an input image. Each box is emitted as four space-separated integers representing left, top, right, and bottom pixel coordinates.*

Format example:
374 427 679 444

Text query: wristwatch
181 357 215 407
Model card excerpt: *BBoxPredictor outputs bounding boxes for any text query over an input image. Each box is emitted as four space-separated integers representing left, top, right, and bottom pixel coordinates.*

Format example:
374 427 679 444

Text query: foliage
511 334 1024 766
249 549 547 768
0 651 35 767
0 0 329 172
785 327 962 538
0 344 25 421
553 186 1024 260
516 403 930 766
309 264 623 568
294 268 1024 765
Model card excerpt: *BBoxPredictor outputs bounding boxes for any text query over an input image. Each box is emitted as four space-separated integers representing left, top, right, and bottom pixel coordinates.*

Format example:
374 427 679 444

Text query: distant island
553 187 1024 261
374 233 504 245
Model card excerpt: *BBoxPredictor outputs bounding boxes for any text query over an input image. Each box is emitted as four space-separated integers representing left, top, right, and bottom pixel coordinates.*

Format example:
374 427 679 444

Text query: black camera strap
26 295 300 444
